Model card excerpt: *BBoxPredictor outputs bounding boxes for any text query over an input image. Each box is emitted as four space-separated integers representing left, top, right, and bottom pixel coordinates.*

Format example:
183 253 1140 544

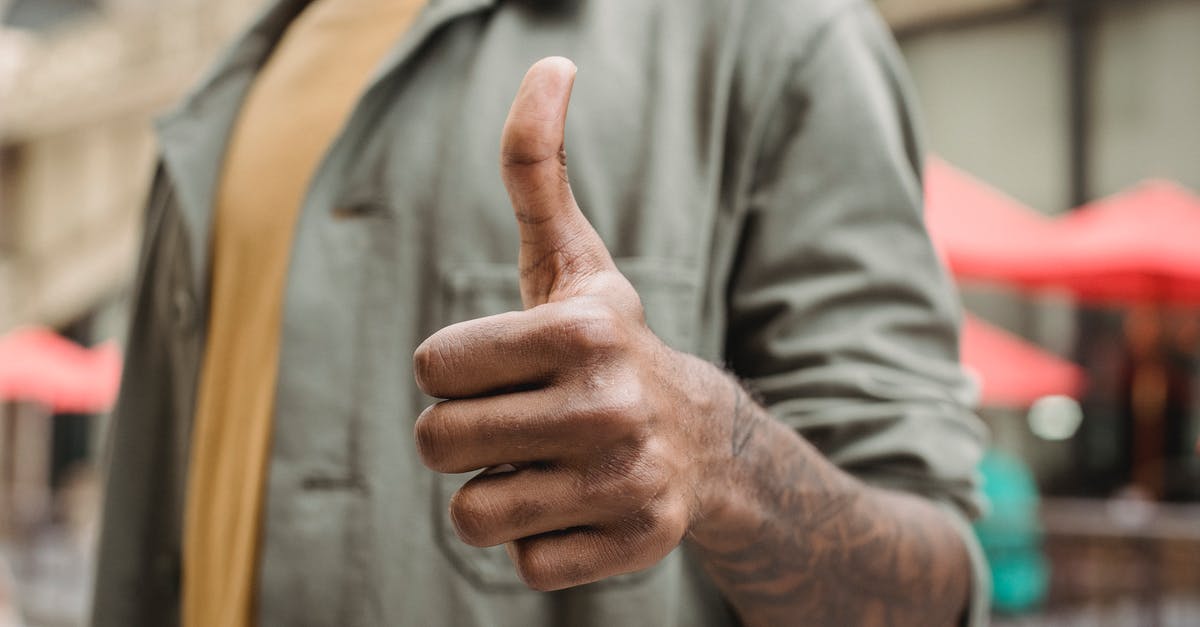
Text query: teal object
974 449 1049 613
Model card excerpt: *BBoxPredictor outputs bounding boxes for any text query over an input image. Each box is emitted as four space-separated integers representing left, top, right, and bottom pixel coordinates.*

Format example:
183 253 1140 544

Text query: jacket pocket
432 257 700 590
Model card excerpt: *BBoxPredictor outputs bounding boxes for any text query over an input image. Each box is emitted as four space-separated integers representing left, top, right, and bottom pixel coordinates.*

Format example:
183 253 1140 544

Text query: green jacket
92 0 990 625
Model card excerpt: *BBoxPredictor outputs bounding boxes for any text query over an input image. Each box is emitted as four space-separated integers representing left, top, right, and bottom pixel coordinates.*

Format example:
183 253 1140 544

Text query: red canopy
961 315 1085 408
924 157 1058 284
926 158 1200 305
0 327 122 413
1040 181 1200 305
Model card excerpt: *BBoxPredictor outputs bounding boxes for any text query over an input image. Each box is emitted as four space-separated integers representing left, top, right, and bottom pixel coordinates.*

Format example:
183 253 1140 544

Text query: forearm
687 365 972 627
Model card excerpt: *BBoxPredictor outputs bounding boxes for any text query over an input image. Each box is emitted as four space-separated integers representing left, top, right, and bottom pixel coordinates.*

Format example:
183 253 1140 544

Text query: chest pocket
432 257 700 590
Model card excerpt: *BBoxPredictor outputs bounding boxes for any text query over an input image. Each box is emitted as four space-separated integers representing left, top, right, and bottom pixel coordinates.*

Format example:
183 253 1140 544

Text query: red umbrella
961 314 1085 408
927 159 1200 305
924 157 1059 284
1042 181 1200 305
0 327 122 413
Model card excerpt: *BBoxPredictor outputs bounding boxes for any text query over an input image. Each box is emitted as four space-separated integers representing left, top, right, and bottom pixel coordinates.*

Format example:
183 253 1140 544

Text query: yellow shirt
183 1 425 625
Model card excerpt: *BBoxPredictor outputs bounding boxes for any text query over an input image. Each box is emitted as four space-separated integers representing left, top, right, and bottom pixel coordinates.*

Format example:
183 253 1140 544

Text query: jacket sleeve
725 3 990 623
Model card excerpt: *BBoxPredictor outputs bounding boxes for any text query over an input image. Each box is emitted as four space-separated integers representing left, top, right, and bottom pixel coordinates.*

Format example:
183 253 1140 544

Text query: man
93 0 990 626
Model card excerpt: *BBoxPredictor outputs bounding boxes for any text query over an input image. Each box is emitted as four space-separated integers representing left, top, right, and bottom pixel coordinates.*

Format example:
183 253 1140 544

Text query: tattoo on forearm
728 381 760 458
692 392 969 627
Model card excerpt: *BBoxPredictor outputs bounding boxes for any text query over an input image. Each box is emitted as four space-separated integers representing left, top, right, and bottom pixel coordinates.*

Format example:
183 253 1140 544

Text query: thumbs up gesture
413 58 728 591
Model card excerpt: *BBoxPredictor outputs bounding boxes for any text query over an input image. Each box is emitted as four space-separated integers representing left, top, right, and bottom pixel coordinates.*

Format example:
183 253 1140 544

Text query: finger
449 466 607 548
505 518 682 592
500 56 615 307
413 299 626 399
414 381 637 474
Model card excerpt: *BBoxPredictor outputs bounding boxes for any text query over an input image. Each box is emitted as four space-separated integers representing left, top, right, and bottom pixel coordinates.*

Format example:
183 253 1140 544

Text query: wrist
680 369 861 550
679 359 767 545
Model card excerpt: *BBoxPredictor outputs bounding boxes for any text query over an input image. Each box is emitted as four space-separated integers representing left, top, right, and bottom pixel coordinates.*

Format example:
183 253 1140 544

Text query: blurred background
0 0 1197 625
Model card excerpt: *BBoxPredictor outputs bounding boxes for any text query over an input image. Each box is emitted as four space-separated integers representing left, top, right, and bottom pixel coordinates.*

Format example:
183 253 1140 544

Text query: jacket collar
155 0 499 296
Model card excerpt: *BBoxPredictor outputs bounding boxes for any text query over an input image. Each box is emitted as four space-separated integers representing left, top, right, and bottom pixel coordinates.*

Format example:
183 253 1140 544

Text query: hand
413 57 727 591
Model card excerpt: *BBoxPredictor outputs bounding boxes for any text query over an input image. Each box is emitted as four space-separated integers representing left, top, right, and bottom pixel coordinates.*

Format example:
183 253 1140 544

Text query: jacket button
170 288 195 334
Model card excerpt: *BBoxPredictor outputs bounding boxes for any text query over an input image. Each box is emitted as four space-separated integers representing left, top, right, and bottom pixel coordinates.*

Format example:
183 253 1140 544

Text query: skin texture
413 57 971 627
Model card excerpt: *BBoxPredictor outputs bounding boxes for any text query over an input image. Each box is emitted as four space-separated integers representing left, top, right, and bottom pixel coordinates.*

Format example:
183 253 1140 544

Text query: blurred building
887 1 1200 621
0 0 261 339
0 1 260 623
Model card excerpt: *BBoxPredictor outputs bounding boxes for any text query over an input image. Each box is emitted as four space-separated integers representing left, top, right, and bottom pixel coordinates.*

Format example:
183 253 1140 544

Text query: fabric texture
183 0 425 625
92 1 991 626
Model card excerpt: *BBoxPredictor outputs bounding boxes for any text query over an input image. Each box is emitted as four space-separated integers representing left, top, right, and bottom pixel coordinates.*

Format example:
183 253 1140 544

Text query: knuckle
623 444 670 500
558 301 626 353
572 371 648 438
622 495 685 540
664 499 691 537
642 499 690 552
598 376 648 430
641 500 678 534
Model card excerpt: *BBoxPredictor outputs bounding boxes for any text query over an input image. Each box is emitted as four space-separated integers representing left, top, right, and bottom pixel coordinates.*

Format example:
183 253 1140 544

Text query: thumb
501 57 614 308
